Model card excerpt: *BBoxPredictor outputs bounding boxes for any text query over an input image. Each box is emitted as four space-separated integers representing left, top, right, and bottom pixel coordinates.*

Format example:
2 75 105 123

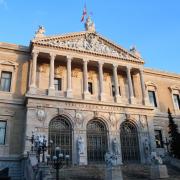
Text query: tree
168 108 180 158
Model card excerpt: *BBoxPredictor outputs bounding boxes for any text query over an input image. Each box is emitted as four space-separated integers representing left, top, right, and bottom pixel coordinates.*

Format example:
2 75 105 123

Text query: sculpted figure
112 138 119 155
77 136 84 155
151 152 163 165
144 138 150 157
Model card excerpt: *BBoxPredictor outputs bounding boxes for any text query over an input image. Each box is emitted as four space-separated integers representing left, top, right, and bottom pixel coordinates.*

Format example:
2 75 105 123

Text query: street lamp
46 144 70 180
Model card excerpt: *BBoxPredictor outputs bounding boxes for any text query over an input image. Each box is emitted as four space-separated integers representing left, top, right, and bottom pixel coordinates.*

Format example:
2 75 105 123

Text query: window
155 130 164 148
112 85 121 97
0 121 6 145
54 78 62 91
0 71 12 92
112 85 115 96
148 90 157 107
173 94 180 110
88 82 93 94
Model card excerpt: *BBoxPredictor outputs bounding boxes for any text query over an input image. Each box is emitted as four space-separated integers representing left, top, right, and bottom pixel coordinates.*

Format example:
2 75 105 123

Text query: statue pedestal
105 166 123 180
78 154 87 165
150 165 169 179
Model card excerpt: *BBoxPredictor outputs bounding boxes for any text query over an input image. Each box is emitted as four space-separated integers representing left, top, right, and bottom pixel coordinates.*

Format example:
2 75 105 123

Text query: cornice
0 42 30 54
144 68 180 79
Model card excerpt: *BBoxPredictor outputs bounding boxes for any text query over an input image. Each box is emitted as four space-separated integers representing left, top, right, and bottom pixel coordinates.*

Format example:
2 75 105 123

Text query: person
77 136 84 155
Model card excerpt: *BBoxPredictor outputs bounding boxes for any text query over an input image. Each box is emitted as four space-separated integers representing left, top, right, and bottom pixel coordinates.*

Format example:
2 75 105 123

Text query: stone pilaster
126 66 135 104
48 53 56 96
66 56 73 98
139 69 149 105
98 61 105 101
29 51 38 94
83 59 90 99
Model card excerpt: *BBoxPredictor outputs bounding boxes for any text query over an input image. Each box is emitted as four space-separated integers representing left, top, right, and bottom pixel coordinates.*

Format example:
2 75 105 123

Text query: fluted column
98 62 105 101
66 56 73 98
139 68 149 105
48 53 56 96
29 51 38 94
126 66 135 104
113 64 121 103
83 59 90 99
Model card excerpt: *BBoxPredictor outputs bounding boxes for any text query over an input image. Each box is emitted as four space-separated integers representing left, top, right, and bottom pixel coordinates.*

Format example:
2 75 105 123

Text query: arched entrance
87 120 108 163
120 121 140 163
49 116 72 162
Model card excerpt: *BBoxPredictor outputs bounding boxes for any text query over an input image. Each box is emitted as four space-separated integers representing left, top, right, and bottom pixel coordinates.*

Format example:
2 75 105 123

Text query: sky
0 0 180 74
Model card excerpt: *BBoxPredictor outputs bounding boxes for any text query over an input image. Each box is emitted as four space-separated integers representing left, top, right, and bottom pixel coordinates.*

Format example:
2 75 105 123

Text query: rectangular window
54 78 62 91
155 130 164 148
148 90 157 107
0 71 12 92
88 82 93 94
112 85 115 96
173 94 180 110
112 85 121 96
0 121 6 145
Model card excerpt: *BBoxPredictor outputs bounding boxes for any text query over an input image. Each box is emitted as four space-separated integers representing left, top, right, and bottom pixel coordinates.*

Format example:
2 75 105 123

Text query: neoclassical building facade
0 20 180 179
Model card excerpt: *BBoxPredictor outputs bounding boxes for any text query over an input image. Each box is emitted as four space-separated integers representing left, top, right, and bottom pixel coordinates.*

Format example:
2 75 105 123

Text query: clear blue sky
0 0 180 73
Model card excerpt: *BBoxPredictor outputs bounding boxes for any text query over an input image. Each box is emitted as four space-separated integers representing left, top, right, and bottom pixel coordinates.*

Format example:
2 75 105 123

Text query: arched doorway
87 120 108 163
120 121 140 163
49 116 72 162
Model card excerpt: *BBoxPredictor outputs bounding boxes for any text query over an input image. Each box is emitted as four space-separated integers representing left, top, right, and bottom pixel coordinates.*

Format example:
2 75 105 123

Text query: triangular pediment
33 32 143 63
0 60 18 67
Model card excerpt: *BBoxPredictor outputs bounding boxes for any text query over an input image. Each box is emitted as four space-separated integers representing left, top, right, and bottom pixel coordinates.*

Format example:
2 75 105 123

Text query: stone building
0 19 180 179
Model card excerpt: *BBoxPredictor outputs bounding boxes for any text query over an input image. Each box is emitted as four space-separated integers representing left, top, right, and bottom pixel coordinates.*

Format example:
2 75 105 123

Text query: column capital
126 65 132 71
98 61 104 66
83 58 89 63
139 68 144 73
32 50 39 57
113 64 118 69
66 55 73 61
49 53 56 60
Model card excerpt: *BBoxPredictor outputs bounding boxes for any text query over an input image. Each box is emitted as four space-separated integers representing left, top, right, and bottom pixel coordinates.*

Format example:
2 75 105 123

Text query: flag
81 5 87 22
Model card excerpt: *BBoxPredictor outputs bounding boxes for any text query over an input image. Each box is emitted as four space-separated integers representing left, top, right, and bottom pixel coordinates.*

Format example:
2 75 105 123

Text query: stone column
98 61 105 101
48 53 56 96
83 59 90 99
139 68 149 105
113 64 121 103
66 56 73 98
126 66 135 104
29 51 39 94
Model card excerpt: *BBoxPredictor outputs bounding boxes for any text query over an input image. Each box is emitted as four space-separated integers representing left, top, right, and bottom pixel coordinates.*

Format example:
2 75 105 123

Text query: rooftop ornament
34 25 45 39
85 16 96 33
130 45 141 58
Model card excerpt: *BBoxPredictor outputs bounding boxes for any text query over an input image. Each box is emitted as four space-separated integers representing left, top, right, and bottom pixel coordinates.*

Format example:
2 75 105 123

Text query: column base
115 95 122 103
66 89 73 98
48 88 55 96
130 96 136 104
99 93 106 101
28 86 37 94
83 91 91 100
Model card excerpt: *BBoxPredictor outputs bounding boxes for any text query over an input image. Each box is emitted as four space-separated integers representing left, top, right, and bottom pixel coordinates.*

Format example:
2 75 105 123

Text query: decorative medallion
55 66 64 76
75 111 83 127
36 107 46 121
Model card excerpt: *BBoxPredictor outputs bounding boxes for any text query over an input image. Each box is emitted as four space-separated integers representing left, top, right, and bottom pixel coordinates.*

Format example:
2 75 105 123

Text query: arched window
120 121 140 162
87 120 108 163
49 116 72 162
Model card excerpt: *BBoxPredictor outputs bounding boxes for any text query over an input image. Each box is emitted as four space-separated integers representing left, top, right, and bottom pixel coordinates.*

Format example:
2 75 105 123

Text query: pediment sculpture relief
42 34 128 58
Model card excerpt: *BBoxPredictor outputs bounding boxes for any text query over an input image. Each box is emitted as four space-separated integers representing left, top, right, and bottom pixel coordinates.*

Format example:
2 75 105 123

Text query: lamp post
46 143 70 180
